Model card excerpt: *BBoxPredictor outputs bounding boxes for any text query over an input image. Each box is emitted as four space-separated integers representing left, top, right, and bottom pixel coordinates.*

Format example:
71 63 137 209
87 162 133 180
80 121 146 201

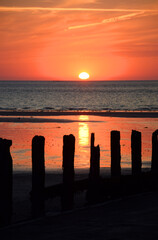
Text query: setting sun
79 72 90 80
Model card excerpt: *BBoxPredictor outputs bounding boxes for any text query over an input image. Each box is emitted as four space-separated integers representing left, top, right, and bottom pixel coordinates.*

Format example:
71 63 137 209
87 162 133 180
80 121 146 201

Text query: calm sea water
0 80 158 111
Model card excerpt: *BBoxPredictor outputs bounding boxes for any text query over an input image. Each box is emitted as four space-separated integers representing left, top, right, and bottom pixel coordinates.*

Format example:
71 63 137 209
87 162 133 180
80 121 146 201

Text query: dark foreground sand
1 191 158 240
12 172 91 223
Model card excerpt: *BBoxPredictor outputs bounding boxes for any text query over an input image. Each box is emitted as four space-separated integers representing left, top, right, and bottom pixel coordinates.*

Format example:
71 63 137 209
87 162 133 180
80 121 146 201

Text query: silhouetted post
131 130 142 176
91 133 95 155
0 138 12 226
87 133 100 203
111 131 121 177
62 134 75 211
32 136 45 218
151 130 158 175
90 133 100 180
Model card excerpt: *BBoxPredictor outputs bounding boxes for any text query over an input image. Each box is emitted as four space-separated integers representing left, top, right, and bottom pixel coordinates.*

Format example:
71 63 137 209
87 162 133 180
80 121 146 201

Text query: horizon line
0 79 158 82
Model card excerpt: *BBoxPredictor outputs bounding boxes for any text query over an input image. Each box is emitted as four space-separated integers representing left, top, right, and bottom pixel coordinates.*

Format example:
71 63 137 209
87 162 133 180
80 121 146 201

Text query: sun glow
79 72 90 80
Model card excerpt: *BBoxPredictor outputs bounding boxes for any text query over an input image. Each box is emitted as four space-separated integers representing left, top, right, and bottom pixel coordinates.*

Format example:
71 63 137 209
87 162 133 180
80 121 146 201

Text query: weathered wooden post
32 136 45 218
151 130 158 175
131 130 142 176
0 138 13 226
87 133 100 203
91 133 95 152
151 130 158 190
111 131 121 177
61 134 75 211
90 133 100 180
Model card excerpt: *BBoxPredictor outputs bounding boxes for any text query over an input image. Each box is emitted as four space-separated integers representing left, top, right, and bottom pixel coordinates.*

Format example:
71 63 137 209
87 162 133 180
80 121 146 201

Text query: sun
79 72 90 80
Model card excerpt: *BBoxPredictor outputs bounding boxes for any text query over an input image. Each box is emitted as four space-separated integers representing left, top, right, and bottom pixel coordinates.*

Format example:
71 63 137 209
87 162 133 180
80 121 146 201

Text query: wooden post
61 134 75 211
90 133 95 176
151 130 158 175
131 130 142 176
32 136 45 218
111 131 121 177
87 133 100 203
90 133 100 180
0 138 13 226
91 133 94 157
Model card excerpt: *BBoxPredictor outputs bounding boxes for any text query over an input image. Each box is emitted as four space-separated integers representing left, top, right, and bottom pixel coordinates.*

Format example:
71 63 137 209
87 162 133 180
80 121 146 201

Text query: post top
0 138 12 147
32 135 45 142
153 129 158 135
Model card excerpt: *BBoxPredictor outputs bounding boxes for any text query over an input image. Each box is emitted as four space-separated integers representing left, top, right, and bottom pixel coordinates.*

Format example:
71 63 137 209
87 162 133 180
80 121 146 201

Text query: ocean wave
0 107 17 111
43 107 55 110
0 81 158 112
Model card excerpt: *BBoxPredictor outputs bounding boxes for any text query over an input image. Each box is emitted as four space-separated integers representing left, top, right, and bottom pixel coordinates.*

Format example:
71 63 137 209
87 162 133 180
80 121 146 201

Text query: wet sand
0 113 157 171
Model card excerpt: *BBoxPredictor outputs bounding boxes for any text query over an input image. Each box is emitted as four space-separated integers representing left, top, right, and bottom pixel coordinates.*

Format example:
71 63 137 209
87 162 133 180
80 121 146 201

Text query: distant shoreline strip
0 111 158 119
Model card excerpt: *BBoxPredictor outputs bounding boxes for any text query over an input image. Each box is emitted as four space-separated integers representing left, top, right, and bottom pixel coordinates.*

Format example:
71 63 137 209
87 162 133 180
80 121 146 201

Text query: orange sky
0 0 158 80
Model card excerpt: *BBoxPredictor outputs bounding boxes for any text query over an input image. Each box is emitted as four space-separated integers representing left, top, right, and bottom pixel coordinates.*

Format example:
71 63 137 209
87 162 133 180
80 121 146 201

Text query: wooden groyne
32 136 45 218
0 129 158 226
0 138 12 226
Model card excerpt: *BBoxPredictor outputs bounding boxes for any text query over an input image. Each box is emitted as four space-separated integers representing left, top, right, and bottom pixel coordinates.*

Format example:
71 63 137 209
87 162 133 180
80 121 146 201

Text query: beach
1 191 158 240
12 170 92 223
0 110 157 225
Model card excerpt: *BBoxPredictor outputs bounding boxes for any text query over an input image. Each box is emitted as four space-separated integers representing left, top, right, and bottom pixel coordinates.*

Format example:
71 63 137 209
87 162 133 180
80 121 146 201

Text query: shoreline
0 110 158 118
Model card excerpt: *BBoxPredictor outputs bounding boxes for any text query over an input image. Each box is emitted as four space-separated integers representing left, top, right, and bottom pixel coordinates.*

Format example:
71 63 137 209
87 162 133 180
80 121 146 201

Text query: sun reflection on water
78 115 89 147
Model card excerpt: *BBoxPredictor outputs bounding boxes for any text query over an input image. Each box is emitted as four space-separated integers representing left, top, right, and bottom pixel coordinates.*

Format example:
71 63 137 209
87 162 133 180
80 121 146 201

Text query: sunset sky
0 0 158 80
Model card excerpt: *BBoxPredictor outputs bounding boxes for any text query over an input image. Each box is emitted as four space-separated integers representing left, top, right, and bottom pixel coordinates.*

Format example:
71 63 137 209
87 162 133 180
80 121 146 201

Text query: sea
0 80 158 111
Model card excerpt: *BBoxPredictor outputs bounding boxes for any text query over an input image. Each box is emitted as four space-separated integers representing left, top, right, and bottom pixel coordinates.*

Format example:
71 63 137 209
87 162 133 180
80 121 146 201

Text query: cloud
0 6 157 12
68 11 147 30
1 4 158 57
1 6 157 32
